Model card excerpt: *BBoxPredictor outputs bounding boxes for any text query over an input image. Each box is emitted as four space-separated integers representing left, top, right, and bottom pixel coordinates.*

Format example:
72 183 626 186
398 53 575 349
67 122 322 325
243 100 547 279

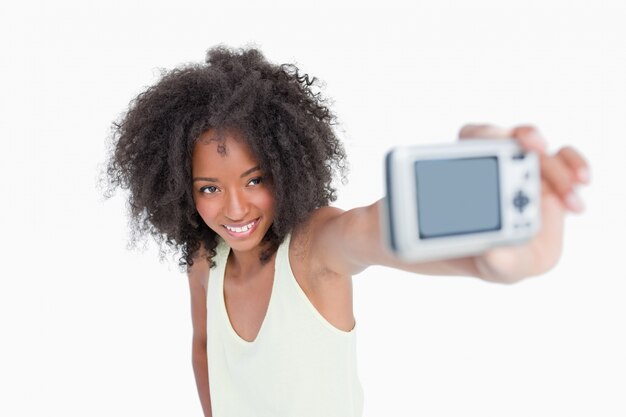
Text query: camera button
513 190 530 213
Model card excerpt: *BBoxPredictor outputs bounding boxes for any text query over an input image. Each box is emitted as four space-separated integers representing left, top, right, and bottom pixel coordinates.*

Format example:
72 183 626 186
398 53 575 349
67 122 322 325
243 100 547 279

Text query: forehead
192 129 259 174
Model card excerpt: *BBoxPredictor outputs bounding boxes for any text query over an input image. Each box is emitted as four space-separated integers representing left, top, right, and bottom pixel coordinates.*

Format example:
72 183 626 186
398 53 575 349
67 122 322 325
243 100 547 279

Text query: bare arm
188 258 212 417
310 201 483 279
310 125 590 284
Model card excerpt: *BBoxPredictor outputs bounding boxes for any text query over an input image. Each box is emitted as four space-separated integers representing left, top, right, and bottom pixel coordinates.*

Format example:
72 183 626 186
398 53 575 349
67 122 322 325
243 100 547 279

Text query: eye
200 185 219 194
247 177 263 186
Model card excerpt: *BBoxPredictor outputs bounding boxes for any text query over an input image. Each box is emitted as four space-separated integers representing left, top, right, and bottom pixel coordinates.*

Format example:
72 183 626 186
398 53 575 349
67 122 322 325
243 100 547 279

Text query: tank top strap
275 233 292 270
212 238 230 280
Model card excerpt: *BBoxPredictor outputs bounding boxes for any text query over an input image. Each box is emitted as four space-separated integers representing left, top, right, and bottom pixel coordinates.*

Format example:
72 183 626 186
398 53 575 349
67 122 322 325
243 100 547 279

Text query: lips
222 217 260 238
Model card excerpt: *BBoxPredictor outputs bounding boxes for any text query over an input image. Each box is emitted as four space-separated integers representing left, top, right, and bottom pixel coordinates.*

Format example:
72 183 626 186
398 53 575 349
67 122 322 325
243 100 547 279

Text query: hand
458 124 591 283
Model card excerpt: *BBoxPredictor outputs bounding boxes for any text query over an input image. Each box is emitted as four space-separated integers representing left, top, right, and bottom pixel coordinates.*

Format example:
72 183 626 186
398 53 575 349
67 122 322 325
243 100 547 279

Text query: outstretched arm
309 125 590 283
308 201 484 278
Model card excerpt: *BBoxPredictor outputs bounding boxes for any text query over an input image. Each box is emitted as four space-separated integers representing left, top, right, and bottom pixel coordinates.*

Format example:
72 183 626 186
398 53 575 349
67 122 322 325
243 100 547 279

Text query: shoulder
290 206 345 252
187 248 211 292
290 206 348 278
291 201 387 277
300 206 346 233
187 250 211 341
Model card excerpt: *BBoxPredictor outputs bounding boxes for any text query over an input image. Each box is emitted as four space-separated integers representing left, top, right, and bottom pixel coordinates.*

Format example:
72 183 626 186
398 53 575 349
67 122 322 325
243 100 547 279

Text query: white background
1 0 625 416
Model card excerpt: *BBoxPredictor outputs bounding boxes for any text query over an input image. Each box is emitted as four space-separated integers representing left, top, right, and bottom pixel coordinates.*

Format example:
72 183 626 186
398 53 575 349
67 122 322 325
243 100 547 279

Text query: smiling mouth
223 218 260 236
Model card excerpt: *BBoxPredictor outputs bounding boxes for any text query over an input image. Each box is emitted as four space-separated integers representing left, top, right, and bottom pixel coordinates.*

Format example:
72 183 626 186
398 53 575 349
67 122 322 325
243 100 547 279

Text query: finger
541 154 585 213
555 146 591 184
458 124 513 140
459 124 548 158
511 125 548 155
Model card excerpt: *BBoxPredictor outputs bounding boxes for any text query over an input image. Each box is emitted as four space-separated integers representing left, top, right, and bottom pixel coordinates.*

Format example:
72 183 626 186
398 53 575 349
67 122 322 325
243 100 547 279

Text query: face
192 130 276 254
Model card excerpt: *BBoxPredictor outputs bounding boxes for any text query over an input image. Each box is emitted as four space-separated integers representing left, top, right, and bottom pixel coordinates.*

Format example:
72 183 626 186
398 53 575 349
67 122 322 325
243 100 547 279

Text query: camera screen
415 157 501 239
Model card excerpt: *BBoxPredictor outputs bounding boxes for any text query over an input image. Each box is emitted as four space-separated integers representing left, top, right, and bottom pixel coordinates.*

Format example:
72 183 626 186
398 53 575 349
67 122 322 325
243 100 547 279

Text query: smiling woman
105 46 347 269
104 46 358 417
104 45 590 417
191 129 276 257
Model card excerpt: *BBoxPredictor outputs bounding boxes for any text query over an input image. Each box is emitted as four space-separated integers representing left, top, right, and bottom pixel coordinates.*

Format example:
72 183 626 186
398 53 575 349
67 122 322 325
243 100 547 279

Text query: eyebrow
192 165 261 183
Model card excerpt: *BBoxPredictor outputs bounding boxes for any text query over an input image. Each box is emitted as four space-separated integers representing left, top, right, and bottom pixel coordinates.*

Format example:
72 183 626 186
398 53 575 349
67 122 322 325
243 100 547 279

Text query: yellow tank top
206 234 364 417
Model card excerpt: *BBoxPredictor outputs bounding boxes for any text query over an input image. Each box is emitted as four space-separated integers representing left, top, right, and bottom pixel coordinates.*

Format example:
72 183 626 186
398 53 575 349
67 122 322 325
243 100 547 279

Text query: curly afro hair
105 46 347 269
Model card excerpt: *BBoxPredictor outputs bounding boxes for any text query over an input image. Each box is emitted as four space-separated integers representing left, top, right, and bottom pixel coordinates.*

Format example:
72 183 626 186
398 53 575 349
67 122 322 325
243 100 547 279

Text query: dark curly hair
105 46 347 269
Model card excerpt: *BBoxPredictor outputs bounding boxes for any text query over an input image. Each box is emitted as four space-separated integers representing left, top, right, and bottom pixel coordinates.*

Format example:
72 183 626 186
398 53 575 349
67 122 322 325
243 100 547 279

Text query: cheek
195 200 219 226
256 190 276 213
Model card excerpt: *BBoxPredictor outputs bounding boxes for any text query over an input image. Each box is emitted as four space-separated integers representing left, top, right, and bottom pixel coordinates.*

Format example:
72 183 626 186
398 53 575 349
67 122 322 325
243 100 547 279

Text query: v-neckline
220 247 279 345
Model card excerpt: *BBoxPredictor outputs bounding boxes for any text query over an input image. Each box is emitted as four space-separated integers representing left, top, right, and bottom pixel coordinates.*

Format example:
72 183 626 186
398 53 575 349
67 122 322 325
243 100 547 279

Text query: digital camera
383 139 541 262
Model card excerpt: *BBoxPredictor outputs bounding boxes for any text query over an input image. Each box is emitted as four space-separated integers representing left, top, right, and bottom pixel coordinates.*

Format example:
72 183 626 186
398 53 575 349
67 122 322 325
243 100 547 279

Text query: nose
223 188 249 221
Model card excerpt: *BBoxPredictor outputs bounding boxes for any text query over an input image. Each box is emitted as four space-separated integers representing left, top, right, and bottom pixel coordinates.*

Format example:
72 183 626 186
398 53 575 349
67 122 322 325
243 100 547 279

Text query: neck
227 246 275 283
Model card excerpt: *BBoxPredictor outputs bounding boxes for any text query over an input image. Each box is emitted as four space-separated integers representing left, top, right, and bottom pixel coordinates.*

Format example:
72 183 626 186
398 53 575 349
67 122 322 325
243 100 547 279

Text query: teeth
225 220 255 233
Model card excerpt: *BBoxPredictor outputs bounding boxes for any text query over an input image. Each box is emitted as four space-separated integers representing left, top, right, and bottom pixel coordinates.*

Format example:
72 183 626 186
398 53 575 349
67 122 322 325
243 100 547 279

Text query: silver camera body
383 139 541 262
